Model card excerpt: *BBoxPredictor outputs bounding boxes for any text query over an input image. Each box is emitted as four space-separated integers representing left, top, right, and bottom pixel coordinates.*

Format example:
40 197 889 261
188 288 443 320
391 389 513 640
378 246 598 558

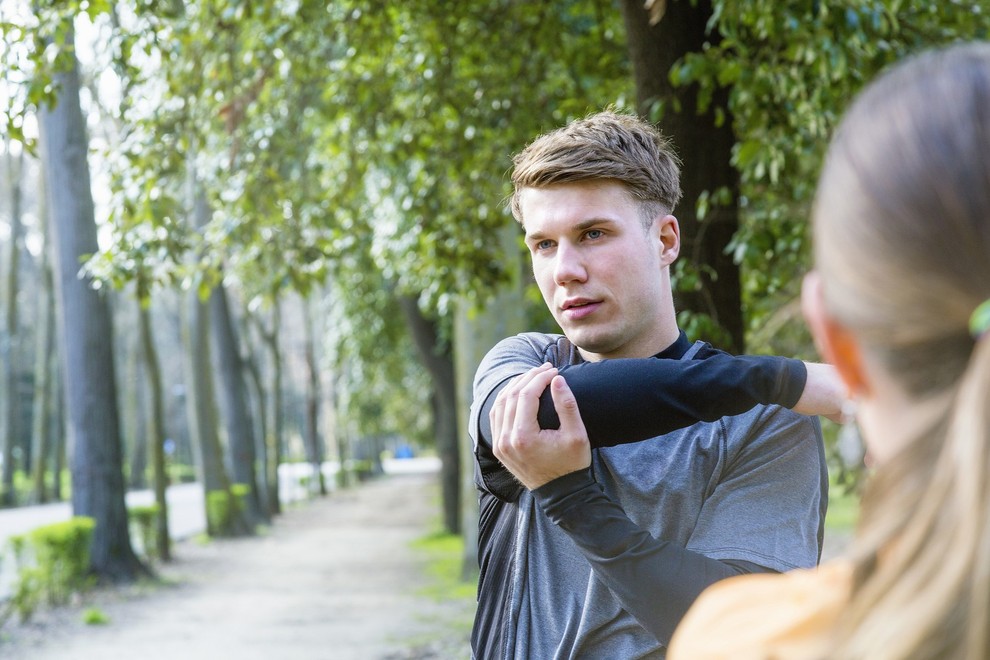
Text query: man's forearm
538 354 808 448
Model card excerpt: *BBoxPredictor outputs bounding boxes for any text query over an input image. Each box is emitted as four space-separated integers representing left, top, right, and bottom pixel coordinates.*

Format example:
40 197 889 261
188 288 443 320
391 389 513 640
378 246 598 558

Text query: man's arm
535 355 842 447
491 370 826 645
478 353 841 499
532 468 774 645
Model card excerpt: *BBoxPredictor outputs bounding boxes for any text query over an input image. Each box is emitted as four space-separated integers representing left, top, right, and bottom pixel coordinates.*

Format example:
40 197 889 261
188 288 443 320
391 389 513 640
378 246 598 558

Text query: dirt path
0 470 474 660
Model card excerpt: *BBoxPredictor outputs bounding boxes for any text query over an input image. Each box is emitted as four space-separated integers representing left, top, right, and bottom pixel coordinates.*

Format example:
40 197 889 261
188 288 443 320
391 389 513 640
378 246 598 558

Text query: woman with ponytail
669 42 990 660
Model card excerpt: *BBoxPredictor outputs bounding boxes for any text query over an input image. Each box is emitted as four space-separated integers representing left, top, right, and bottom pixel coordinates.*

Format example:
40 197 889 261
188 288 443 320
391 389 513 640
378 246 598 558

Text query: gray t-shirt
469 332 827 659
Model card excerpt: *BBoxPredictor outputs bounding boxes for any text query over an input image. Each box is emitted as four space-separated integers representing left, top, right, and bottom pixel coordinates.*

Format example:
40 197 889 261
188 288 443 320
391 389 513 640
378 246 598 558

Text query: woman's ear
801 271 871 398
658 214 680 266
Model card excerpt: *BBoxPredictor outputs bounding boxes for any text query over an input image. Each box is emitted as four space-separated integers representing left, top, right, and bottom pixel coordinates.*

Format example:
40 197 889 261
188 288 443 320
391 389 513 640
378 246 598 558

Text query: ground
0 467 853 660
0 471 474 660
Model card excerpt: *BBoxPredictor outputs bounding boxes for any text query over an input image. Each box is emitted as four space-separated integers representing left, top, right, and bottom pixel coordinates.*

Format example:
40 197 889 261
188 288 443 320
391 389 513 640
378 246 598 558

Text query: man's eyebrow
573 217 617 231
524 229 547 244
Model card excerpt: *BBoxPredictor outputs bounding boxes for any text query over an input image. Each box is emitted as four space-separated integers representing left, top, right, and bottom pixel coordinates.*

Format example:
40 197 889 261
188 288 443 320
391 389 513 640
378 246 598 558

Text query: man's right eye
536 239 554 251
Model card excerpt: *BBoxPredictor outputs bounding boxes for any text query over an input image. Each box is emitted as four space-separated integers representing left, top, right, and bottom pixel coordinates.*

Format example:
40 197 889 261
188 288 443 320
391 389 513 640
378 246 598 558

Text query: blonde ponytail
813 43 990 660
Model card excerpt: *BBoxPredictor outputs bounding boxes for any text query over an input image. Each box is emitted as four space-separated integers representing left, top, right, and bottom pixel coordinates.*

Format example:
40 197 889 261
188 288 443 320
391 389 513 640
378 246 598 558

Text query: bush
206 484 249 536
169 463 197 484
206 490 232 535
128 504 160 561
8 516 96 621
82 607 110 625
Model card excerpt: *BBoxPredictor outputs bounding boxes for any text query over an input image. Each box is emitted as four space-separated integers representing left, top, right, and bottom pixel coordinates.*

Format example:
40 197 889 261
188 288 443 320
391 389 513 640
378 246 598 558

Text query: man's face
520 180 679 361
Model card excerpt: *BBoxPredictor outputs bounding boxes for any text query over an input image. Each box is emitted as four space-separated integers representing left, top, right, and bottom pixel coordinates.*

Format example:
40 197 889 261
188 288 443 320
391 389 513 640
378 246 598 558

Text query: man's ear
801 271 870 397
658 214 680 266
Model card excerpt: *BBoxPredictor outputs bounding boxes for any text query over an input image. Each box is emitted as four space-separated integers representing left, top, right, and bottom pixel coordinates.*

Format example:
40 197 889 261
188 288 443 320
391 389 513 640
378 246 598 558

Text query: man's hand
491 363 592 490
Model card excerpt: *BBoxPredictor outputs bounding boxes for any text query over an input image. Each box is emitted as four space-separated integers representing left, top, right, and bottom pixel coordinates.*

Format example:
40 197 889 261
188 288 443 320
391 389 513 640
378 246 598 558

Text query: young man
469 111 831 658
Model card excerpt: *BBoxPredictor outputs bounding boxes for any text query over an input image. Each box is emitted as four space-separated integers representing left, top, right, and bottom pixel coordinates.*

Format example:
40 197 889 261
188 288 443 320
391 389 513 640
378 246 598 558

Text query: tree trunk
241 337 273 513
330 365 351 491
125 322 148 489
620 0 743 352
397 294 459 534
38 27 145 580
301 298 327 496
53 367 65 501
209 284 266 525
1 140 22 506
30 179 55 505
455 222 527 577
182 179 250 537
138 303 171 561
251 306 283 515
269 317 283 513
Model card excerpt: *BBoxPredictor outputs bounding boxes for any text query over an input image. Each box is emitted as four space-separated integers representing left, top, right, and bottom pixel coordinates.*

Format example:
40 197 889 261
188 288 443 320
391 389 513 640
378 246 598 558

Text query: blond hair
814 43 990 659
509 110 682 227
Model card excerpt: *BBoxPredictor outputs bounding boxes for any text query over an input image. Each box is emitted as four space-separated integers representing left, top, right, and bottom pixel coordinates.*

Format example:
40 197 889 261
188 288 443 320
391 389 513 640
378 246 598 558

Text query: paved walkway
0 465 474 659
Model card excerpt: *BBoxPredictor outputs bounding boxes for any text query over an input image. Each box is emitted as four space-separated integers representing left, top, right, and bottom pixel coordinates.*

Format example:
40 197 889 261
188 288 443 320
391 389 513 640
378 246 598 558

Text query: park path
0 464 474 660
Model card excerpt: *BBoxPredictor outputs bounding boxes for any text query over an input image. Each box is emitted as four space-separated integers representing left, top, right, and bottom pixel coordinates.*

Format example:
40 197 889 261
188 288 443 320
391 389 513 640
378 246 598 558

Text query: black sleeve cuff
532 467 599 511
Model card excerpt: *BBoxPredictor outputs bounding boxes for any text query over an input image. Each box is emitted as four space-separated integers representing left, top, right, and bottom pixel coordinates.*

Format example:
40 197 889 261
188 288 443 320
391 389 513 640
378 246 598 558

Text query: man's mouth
561 299 601 320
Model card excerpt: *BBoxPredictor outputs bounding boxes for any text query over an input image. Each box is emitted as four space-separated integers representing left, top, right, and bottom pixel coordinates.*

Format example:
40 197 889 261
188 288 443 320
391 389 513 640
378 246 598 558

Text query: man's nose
554 243 587 285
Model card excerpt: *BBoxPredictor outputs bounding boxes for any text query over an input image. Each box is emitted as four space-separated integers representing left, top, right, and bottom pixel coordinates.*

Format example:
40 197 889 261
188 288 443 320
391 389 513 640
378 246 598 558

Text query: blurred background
0 0 984 618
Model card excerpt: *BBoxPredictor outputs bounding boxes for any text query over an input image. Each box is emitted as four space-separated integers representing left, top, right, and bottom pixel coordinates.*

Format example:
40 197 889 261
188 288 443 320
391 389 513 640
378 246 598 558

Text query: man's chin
565 330 620 357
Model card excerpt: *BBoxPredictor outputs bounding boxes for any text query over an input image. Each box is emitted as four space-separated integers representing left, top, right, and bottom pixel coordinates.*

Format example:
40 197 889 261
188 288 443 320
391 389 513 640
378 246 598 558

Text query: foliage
169 463 197 484
82 606 111 625
8 0 629 454
672 0 989 354
8 516 96 621
5 0 984 477
319 0 631 433
826 469 862 535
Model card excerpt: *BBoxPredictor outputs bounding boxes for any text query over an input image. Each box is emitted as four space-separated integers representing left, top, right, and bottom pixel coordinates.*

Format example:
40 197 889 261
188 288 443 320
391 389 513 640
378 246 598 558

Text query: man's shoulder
472 332 578 406
484 332 579 367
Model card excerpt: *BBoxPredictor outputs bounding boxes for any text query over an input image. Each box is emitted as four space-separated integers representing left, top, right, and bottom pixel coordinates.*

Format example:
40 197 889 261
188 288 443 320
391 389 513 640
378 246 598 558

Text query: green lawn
825 474 862 534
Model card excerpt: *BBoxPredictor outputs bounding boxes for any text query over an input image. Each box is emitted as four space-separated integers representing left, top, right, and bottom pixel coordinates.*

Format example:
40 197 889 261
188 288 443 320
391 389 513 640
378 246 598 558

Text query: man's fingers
513 367 557 429
549 375 586 434
490 389 505 449
491 364 556 459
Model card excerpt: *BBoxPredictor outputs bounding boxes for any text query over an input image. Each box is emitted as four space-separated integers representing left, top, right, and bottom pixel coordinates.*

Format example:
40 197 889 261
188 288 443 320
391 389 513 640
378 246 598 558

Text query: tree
29 200 56 504
398 294 458 532
300 299 327 496
664 0 988 355
138 299 171 560
622 0 742 351
183 179 252 537
321 0 631 534
247 305 284 516
1 132 24 505
210 282 267 524
37 19 144 580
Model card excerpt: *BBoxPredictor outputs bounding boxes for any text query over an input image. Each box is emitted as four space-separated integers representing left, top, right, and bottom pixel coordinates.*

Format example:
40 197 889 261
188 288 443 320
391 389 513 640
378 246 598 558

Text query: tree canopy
2 0 984 508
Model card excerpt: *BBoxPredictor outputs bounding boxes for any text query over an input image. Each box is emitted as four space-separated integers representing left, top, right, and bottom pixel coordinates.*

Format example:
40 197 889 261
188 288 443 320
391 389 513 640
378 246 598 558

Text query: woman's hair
814 43 990 659
508 110 682 227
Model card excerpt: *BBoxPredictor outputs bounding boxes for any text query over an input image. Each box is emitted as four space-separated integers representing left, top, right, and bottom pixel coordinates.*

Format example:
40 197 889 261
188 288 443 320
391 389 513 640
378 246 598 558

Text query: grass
81 607 110 625
410 530 477 601
825 484 861 534
401 528 476 654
